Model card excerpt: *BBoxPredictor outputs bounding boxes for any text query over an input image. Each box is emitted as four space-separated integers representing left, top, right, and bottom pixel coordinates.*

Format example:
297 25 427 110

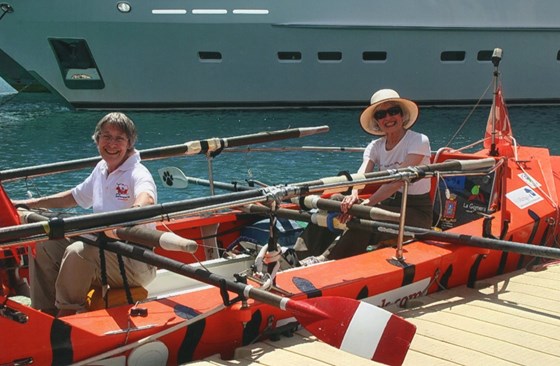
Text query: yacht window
198 52 222 62
49 38 104 89
278 52 302 62
477 50 493 62
441 51 466 62
362 51 387 62
318 52 342 62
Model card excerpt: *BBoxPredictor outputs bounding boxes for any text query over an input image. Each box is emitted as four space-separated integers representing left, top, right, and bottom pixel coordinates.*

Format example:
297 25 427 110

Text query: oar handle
114 226 198 253
297 195 400 222
424 157 496 173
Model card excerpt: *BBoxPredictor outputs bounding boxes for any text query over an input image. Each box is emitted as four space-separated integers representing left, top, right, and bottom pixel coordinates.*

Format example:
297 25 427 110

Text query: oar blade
158 167 189 189
288 296 415 366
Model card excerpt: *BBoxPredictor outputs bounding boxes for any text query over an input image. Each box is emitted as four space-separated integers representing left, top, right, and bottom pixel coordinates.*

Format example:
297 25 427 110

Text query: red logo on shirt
115 183 130 200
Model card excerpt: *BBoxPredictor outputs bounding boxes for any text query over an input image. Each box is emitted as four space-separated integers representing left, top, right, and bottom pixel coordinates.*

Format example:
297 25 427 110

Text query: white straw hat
359 89 419 136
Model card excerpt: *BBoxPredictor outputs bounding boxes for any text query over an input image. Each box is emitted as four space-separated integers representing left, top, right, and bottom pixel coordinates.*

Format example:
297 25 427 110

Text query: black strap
97 234 134 307
337 170 353 195
97 235 109 308
116 253 134 305
209 139 225 158
48 217 66 240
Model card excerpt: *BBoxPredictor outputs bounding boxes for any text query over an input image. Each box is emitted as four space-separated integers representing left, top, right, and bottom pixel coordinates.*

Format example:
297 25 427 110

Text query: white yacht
1 1 560 109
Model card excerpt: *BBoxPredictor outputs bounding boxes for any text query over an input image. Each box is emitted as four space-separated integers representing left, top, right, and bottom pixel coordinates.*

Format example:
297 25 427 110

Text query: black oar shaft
353 219 560 260
0 189 266 244
0 126 328 182
186 177 254 192
78 235 289 309
408 225 560 259
245 205 560 260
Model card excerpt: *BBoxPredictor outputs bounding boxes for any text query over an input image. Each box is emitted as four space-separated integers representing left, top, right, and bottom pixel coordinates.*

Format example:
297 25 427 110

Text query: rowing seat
86 285 148 311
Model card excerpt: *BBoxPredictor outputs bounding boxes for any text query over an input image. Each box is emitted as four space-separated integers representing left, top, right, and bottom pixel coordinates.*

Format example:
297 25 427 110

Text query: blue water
2 92 560 208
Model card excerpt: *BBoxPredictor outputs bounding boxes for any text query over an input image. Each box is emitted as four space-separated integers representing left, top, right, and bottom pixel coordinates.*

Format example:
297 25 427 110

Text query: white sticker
364 278 431 308
518 172 541 189
506 186 543 209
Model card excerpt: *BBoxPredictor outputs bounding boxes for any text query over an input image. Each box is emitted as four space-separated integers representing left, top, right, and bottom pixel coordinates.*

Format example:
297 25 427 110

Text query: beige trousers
29 238 156 313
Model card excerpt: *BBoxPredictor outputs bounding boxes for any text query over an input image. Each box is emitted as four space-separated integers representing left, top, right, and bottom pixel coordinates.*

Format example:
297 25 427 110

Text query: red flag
0 184 19 227
484 85 513 154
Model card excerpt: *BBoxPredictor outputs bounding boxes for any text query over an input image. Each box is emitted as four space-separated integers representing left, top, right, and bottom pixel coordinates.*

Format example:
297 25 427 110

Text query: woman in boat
298 89 433 263
12 112 157 316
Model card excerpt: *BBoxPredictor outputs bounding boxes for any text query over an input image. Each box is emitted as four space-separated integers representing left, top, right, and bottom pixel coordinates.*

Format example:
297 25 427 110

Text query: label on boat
363 277 431 308
506 186 544 209
518 172 542 189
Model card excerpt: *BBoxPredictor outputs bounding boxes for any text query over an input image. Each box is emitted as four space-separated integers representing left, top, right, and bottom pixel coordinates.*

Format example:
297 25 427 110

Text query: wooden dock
189 262 560 365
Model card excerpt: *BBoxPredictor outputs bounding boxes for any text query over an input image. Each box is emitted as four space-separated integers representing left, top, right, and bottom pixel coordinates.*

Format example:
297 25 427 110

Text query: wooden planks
188 329 379 365
188 263 560 365
396 262 560 365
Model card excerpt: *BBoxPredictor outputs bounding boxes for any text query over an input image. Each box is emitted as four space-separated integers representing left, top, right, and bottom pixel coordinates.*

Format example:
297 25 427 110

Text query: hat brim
359 98 419 136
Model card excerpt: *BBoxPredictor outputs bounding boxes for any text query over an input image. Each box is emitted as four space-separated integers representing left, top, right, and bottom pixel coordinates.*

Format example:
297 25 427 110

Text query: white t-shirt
72 151 157 213
363 130 431 195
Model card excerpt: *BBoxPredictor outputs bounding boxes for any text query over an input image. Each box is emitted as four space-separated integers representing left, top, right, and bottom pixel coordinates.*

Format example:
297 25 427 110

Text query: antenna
491 48 503 67
489 48 503 156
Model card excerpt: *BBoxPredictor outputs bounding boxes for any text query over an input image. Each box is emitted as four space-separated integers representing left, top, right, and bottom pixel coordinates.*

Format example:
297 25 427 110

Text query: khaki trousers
29 238 156 313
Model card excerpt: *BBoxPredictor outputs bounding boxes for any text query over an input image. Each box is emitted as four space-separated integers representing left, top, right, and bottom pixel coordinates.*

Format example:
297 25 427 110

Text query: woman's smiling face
374 102 404 134
97 124 131 172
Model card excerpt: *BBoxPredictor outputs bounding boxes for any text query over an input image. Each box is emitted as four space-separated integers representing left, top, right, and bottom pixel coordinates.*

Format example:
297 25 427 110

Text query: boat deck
189 262 560 365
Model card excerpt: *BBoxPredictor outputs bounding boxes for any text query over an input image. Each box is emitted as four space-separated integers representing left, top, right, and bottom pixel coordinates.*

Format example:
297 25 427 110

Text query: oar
158 166 255 192
0 188 283 245
22 210 199 253
223 146 366 153
76 233 416 366
0 126 329 182
162 157 496 195
180 158 497 197
244 204 560 260
293 157 496 191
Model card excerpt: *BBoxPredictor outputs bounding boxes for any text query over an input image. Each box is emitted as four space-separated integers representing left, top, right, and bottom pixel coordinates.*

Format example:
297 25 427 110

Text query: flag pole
490 48 503 156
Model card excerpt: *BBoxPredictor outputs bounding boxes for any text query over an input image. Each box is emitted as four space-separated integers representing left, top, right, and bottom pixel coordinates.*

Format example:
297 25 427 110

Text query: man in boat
12 112 157 316
298 89 433 263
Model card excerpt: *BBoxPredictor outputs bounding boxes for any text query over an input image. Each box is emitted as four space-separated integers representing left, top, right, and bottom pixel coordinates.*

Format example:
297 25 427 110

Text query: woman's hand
339 194 359 223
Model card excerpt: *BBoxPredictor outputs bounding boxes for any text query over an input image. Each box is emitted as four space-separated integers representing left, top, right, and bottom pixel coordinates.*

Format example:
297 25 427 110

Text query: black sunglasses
373 106 403 120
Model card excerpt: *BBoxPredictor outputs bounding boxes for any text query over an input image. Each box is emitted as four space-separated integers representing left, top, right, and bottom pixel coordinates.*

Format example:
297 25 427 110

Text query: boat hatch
48 38 105 89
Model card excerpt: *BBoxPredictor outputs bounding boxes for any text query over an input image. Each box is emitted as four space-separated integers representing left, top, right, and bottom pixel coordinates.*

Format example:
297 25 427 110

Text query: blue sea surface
1 92 560 209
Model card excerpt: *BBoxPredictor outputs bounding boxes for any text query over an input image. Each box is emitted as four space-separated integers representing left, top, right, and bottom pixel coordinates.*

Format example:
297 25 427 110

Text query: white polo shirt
72 150 157 213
